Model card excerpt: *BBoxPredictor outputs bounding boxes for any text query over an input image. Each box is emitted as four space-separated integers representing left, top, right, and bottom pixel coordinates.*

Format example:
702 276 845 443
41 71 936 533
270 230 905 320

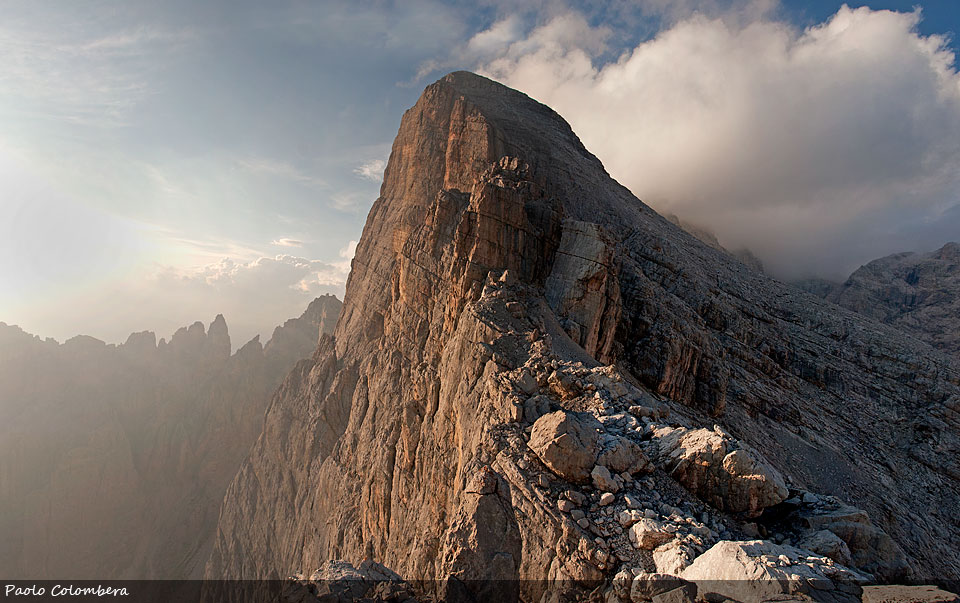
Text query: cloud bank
475 6 960 279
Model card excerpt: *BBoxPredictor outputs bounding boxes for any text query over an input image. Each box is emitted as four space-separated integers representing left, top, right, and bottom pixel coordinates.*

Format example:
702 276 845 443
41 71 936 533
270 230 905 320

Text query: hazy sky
2 1 959 347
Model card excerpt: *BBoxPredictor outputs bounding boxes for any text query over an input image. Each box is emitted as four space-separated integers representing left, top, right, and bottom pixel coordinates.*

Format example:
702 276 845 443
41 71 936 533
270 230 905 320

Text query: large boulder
798 503 912 580
528 410 602 483
656 426 788 516
682 540 867 603
825 521 911 581
597 432 652 475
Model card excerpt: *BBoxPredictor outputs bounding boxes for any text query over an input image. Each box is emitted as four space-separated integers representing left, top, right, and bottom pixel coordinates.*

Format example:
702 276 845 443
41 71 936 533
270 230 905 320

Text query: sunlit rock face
206 71 960 600
0 294 340 579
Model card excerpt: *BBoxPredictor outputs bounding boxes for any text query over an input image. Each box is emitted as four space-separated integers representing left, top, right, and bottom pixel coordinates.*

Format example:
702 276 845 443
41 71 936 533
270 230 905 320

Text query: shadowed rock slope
207 72 960 599
799 243 960 357
0 295 340 579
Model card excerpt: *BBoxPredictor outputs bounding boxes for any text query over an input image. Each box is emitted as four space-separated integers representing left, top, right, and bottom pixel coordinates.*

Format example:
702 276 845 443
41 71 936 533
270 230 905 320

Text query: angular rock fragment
598 433 652 475
523 394 553 424
682 540 867 603
592 464 620 493
629 519 674 550
797 502 912 580
653 538 698 576
629 573 696 603
650 583 697 603
528 410 602 483
619 509 643 528
800 529 853 566
826 520 911 581
656 426 788 516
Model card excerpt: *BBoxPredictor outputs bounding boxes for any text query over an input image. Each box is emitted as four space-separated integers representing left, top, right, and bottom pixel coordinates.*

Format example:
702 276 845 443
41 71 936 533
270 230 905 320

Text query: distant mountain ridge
0 294 341 579
797 242 960 356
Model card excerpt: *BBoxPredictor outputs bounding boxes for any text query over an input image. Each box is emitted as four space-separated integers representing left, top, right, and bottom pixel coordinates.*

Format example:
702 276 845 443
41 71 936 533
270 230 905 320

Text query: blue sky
2 0 960 346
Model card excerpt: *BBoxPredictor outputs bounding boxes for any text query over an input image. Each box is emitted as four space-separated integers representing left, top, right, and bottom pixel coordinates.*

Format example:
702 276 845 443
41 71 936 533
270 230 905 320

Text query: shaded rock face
545 220 622 360
665 213 765 274
208 70 960 593
800 243 960 357
0 295 340 579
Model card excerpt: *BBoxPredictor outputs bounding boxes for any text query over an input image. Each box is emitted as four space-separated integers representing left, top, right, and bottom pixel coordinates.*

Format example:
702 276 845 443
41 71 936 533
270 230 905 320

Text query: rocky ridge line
797 242 960 357
207 72 960 601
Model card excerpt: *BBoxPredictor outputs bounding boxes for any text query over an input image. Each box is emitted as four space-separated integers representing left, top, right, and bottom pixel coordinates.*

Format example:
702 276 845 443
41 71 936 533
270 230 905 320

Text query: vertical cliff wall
208 73 960 594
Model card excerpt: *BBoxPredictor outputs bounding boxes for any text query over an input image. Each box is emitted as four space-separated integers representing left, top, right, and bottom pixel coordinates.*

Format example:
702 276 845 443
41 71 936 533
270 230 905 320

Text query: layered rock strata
799 242 960 357
208 72 960 601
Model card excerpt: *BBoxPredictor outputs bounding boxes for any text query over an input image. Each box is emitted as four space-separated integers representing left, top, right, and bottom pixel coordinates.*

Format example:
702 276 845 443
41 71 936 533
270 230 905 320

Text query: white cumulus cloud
477 5 960 280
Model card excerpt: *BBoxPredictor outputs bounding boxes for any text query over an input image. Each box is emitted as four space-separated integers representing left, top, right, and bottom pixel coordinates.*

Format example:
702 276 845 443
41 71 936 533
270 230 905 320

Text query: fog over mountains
1 69 959 603
798 242 960 358
0 295 340 578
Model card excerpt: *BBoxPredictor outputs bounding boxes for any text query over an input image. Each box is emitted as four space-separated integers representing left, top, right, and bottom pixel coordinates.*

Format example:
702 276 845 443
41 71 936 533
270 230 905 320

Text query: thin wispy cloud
235 157 326 189
0 19 194 128
270 238 304 248
330 191 368 212
353 159 386 182
135 222 273 264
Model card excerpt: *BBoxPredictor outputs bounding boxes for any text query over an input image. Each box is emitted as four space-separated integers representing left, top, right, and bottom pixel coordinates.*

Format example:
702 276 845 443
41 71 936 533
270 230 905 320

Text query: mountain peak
207 313 231 360
210 71 960 589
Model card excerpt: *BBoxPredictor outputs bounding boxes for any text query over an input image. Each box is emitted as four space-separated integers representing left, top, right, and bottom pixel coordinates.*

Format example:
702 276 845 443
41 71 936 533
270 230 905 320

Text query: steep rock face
208 71 960 592
0 295 340 579
804 243 960 356
544 220 622 360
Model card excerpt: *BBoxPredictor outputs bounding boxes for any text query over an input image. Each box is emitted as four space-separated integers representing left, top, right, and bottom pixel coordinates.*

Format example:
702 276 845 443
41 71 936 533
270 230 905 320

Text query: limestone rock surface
528 410 602 483
801 242 960 357
655 426 788 516
682 540 867 603
206 72 960 597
